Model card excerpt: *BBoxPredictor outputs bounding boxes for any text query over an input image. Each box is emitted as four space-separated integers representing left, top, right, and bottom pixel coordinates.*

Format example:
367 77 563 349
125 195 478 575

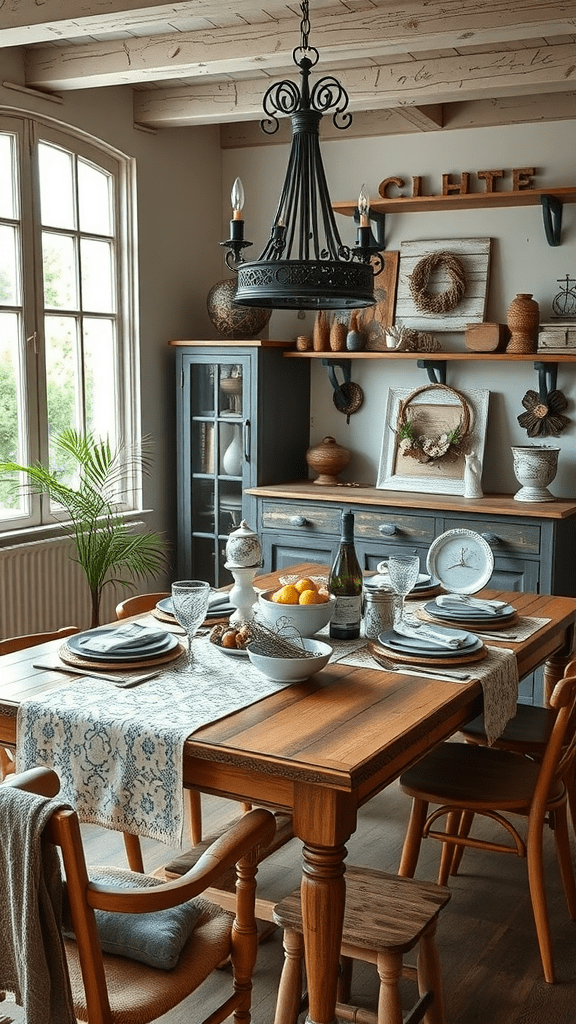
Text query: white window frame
0 108 140 537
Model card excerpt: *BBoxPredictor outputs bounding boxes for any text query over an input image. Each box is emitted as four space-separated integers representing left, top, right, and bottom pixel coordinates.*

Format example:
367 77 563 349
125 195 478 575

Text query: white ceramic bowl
246 638 333 683
257 588 335 638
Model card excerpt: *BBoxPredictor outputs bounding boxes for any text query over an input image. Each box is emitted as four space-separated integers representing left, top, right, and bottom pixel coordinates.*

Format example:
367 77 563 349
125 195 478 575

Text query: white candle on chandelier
231 177 245 220
358 184 370 227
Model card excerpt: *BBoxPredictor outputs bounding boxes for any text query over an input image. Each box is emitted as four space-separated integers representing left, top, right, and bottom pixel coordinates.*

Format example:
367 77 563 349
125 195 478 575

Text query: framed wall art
376 383 490 496
394 237 491 333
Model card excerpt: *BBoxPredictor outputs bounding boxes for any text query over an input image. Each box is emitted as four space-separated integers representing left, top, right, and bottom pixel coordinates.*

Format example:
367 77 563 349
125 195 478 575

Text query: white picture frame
376 385 490 495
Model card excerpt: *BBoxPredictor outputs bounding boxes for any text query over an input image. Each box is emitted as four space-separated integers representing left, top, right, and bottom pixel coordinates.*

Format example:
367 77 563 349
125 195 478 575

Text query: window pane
0 311 27 517
0 224 19 305
79 160 112 235
80 238 114 312
45 315 78 479
84 318 116 446
43 231 78 309
39 142 75 229
0 133 17 220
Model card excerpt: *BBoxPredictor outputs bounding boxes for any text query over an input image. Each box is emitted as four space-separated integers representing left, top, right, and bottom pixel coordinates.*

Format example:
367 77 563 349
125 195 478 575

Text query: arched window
0 111 139 531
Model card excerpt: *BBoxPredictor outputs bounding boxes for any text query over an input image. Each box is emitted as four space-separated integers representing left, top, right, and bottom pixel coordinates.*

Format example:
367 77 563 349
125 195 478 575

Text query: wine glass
387 554 420 629
171 580 211 672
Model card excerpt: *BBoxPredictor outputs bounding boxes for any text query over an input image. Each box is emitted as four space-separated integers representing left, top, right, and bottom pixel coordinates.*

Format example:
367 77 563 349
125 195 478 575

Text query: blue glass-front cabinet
171 341 310 587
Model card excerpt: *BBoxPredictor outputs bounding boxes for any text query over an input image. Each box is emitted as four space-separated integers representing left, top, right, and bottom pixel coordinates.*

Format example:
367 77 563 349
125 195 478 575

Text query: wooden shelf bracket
321 358 351 406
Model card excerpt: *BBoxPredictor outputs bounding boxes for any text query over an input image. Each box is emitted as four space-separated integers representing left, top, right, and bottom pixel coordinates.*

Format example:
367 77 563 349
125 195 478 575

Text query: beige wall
223 120 576 497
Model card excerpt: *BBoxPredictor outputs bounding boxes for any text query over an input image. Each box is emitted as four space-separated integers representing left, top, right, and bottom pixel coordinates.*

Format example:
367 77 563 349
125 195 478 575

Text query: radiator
0 535 141 638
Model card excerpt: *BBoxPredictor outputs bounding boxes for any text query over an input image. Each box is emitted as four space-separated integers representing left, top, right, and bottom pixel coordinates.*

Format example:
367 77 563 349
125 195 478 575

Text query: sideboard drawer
443 517 540 556
261 500 342 535
354 509 437 546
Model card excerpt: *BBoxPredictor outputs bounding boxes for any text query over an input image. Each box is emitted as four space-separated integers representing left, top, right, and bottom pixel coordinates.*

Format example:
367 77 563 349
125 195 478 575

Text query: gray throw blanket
0 786 77 1024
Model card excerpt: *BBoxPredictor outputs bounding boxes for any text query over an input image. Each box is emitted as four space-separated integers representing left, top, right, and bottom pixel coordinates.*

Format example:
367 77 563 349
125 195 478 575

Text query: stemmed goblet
387 554 420 630
171 580 211 672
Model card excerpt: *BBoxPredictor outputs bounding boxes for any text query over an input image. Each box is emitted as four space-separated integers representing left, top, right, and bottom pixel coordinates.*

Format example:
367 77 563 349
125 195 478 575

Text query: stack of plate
62 623 180 669
377 624 486 666
419 596 517 631
372 563 439 597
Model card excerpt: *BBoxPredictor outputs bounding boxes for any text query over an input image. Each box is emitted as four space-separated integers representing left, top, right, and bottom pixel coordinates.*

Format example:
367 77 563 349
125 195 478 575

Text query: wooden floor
79 776 576 1024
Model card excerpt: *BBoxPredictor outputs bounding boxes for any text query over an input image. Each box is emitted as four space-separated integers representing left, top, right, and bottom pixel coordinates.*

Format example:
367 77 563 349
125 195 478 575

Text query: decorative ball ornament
408 251 467 314
207 279 272 338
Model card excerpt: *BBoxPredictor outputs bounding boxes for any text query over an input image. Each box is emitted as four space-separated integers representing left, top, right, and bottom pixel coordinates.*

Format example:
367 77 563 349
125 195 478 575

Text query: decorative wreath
408 251 467 314
395 383 472 463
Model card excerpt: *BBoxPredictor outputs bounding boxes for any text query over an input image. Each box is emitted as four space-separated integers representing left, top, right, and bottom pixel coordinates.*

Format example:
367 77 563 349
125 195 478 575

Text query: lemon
299 589 325 605
294 577 318 594
271 584 300 605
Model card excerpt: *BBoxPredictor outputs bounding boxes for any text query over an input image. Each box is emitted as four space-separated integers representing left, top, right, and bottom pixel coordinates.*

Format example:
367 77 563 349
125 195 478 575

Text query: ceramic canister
225 519 262 567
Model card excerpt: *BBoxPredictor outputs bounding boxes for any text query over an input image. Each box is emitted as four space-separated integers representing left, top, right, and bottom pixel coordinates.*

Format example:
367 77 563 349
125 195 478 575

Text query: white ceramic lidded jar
225 519 262 567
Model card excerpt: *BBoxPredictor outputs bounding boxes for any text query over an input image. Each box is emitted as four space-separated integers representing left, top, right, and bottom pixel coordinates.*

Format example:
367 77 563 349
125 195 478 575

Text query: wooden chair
397 672 576 983
457 654 576 834
2 766 276 1024
115 593 171 619
0 626 80 781
272 865 451 1024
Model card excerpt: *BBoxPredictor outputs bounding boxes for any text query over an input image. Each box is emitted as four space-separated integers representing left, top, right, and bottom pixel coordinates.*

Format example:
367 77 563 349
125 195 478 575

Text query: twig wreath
395 383 472 463
408 250 467 314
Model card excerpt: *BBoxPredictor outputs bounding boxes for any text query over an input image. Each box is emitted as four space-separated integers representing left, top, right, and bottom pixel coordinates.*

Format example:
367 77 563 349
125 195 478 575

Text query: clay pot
306 436 350 486
506 293 540 354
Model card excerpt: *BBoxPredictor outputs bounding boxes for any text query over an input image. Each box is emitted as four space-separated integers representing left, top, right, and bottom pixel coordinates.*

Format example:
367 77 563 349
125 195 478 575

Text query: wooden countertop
246 482 576 520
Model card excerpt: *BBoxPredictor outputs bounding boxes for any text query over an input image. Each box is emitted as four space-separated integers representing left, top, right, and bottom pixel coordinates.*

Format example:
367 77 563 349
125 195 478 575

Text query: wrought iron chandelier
221 0 383 310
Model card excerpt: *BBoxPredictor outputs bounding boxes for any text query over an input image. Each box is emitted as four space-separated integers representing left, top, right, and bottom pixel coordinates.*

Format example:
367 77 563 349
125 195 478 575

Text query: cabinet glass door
188 357 249 586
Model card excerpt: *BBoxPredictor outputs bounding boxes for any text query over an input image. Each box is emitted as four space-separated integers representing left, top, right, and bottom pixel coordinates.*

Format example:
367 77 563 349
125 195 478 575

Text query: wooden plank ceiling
2 1 575 143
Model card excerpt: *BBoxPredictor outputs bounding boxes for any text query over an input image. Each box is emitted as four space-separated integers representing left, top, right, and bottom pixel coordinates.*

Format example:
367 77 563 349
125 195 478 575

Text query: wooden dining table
1 563 576 1024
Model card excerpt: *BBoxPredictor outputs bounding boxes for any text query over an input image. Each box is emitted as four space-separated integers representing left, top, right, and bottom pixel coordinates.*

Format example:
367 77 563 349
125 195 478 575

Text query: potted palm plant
0 429 167 628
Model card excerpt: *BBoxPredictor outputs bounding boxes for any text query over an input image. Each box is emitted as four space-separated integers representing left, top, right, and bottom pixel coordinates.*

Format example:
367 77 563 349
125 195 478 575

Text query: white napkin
208 591 231 608
436 594 509 615
394 621 469 649
79 623 168 654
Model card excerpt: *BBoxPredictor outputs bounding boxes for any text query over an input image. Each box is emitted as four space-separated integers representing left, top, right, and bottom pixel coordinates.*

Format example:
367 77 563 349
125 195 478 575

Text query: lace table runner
334 643 518 746
16 639 295 847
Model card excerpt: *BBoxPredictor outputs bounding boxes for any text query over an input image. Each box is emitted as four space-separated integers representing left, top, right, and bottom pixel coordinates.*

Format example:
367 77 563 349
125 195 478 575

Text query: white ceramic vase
222 426 242 476
511 445 560 502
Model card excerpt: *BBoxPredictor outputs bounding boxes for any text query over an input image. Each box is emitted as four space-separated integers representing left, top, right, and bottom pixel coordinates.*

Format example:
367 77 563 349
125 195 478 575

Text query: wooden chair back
2 766 276 1024
115 593 170 619
0 625 79 655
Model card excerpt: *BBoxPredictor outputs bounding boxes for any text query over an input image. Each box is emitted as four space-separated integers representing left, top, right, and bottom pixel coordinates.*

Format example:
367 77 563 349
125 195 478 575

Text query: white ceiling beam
21 1 576 90
133 42 576 127
0 1 288 46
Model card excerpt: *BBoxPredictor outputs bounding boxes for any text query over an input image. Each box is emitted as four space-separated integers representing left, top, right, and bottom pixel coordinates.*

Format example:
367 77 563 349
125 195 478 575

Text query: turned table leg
544 624 575 704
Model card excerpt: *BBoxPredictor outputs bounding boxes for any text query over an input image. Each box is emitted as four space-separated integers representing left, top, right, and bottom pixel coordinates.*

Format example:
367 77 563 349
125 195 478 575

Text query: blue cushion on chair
64 866 202 970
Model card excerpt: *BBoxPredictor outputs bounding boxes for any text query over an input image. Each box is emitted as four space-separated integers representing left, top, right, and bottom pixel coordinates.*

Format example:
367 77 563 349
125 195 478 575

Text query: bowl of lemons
257 576 335 637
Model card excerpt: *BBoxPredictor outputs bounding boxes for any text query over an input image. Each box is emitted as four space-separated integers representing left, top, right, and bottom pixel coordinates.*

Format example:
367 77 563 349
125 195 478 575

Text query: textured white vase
511 445 559 502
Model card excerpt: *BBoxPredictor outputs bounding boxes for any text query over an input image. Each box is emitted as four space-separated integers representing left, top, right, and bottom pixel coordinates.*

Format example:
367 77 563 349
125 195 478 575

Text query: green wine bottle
328 511 363 639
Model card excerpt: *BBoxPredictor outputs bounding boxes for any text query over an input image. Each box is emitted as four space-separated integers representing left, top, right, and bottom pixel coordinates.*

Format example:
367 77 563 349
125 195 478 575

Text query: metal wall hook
321 359 364 423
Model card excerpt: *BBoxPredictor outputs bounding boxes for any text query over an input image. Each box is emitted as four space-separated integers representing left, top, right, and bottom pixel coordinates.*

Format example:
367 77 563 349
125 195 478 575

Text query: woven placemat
58 640 185 671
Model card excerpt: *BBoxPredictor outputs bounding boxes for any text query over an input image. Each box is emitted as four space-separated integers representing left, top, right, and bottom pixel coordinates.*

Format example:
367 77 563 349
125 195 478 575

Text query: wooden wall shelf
333 187 576 217
283 350 576 363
